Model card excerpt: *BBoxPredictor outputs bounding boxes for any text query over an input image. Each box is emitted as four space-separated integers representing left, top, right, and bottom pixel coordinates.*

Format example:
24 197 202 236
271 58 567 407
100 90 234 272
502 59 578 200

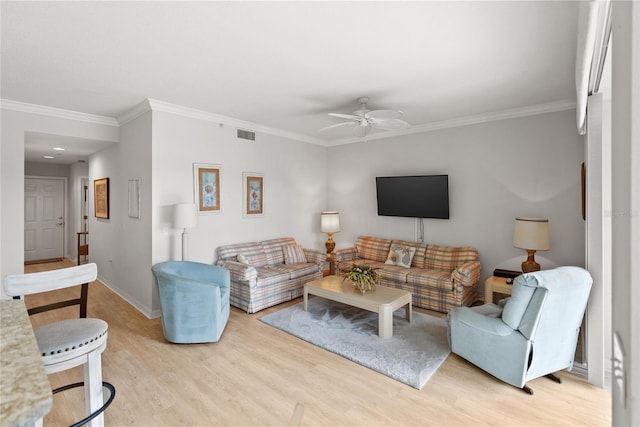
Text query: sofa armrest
333 247 357 263
303 248 326 265
216 260 258 282
452 260 481 287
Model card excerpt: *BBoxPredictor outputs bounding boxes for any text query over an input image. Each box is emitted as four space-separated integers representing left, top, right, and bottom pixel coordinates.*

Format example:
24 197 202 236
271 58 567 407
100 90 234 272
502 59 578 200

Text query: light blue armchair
152 261 230 344
447 266 592 394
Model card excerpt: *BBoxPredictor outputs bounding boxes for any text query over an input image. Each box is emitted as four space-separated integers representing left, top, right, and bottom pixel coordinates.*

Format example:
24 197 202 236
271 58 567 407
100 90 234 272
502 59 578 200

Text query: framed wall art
194 163 222 214
243 172 264 217
128 178 141 219
94 177 109 219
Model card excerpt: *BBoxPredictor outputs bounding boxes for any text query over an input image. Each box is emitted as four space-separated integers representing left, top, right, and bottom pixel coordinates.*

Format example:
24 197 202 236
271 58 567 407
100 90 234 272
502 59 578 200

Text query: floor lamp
173 203 197 261
321 211 340 274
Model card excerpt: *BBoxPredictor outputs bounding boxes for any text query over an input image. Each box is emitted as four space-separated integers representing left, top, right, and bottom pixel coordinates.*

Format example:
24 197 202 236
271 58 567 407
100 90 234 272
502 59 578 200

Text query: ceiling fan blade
365 109 403 120
319 121 357 132
328 113 360 120
370 119 411 131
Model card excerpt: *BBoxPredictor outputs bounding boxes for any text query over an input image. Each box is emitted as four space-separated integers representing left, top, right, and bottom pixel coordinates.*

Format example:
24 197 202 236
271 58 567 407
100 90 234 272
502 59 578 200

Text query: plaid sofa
216 237 325 313
333 236 481 313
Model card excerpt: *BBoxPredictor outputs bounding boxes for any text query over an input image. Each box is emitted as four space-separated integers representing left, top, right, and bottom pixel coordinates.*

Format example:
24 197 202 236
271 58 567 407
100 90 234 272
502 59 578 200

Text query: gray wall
327 109 584 294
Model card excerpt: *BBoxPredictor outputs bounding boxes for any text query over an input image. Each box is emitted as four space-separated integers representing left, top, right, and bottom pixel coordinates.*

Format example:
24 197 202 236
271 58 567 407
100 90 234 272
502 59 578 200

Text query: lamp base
325 232 336 275
521 249 540 273
182 229 189 261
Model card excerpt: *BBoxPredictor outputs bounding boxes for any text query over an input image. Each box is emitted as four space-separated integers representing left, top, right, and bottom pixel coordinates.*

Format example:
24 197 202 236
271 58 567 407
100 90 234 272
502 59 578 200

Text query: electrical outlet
613 332 626 408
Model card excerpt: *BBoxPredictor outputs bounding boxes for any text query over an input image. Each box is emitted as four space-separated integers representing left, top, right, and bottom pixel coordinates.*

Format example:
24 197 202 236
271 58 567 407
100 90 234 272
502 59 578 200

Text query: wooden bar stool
4 263 115 427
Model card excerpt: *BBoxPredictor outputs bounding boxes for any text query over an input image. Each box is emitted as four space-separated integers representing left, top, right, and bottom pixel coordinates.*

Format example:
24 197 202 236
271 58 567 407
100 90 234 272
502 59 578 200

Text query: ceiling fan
320 97 410 136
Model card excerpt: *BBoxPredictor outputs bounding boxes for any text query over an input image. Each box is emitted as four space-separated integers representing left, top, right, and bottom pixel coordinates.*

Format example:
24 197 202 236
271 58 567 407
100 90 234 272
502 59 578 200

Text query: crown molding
0 99 119 127
2 97 576 147
325 99 577 146
142 98 325 145
117 99 152 125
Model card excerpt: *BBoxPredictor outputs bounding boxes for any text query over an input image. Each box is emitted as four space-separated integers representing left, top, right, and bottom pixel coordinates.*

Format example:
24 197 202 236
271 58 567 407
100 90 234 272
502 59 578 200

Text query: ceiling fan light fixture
320 97 410 136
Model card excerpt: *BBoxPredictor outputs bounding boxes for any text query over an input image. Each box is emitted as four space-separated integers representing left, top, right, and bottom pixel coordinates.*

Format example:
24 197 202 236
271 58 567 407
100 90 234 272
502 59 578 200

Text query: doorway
24 177 65 263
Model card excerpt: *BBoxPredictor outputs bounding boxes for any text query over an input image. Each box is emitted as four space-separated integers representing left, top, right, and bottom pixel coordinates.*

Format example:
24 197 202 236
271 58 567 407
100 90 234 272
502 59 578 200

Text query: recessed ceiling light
53 147 65 151
43 155 54 159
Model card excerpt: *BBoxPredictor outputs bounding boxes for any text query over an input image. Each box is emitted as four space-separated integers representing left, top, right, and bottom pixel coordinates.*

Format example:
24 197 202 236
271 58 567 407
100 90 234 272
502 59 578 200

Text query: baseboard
96 275 161 319
24 257 63 265
571 362 588 380
570 362 613 391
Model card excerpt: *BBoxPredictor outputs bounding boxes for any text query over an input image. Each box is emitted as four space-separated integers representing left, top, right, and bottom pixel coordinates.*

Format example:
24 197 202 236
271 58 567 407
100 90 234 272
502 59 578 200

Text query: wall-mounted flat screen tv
376 175 449 219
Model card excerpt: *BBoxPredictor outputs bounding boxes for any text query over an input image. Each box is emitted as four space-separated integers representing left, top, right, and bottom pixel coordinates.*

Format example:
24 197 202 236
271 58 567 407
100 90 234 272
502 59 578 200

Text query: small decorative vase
357 281 367 295
354 278 376 295
342 264 380 296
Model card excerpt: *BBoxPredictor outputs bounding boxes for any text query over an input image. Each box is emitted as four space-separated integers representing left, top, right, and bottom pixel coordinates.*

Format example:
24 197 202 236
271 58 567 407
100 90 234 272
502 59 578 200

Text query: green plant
342 264 380 295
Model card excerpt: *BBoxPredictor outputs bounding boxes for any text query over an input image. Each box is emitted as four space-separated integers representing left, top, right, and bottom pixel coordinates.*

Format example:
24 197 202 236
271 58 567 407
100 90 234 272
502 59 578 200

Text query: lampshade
513 217 550 250
173 203 197 229
320 211 340 233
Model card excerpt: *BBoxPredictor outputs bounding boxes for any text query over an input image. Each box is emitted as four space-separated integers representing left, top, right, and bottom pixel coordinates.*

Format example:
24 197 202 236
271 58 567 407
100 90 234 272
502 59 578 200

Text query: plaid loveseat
333 236 481 313
216 237 325 313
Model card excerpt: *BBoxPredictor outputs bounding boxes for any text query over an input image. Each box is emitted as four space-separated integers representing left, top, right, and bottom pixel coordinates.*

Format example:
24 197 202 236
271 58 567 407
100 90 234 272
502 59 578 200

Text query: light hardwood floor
24 260 610 426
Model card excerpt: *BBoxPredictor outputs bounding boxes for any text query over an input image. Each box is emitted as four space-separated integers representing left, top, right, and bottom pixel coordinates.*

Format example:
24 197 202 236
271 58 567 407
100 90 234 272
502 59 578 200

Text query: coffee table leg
406 301 412 323
379 305 392 339
303 287 308 311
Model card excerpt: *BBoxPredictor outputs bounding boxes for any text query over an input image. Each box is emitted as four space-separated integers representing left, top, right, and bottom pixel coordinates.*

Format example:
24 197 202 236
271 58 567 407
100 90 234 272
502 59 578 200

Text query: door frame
24 175 68 261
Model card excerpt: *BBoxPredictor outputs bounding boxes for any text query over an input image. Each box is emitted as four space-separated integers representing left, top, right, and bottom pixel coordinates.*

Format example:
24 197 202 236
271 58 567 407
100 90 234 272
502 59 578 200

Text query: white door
24 178 65 262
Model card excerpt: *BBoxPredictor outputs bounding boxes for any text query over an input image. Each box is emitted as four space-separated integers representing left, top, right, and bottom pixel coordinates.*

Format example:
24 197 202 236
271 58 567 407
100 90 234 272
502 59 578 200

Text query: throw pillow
283 244 307 265
236 254 249 265
384 244 416 268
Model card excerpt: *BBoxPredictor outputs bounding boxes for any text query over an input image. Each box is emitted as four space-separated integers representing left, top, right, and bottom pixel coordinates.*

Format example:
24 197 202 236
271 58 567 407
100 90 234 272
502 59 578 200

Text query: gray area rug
260 297 450 389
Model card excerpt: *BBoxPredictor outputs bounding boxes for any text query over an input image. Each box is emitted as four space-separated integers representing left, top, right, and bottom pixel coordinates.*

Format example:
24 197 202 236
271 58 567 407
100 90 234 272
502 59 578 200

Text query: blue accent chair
447 266 592 394
152 261 230 344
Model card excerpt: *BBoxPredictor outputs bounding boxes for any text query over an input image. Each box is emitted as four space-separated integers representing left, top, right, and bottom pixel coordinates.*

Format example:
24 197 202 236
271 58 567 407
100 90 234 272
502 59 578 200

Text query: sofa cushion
378 265 412 283
384 244 416 268
355 236 392 263
406 269 454 291
336 259 386 275
218 241 260 259
273 263 318 280
262 237 296 265
391 240 427 268
283 244 307 264
424 245 477 271
245 251 269 267
255 267 292 287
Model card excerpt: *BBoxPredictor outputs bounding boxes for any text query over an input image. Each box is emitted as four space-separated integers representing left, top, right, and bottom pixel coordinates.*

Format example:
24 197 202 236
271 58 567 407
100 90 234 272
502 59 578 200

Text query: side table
484 276 513 304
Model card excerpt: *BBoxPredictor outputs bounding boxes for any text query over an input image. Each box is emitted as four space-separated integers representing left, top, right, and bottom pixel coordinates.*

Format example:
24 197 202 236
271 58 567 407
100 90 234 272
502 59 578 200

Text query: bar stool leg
84 351 104 427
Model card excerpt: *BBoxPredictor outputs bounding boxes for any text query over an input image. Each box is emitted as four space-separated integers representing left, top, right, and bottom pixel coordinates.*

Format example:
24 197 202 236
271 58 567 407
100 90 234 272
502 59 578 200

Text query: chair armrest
448 306 513 336
333 247 357 263
216 260 258 282
451 260 481 287
303 248 326 265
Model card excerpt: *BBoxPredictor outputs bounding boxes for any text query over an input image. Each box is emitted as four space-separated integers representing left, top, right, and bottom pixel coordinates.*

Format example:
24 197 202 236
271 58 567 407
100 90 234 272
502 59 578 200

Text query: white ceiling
2 1 579 164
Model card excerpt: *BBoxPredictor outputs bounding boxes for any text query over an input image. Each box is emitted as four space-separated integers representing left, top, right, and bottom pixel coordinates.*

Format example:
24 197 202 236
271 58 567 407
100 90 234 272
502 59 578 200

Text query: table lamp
321 211 340 273
513 217 550 273
173 203 197 261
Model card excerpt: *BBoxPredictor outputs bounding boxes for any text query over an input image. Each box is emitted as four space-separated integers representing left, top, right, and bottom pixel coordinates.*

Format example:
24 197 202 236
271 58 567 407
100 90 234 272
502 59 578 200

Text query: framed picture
243 172 264 217
194 163 222 214
94 177 109 219
128 178 141 219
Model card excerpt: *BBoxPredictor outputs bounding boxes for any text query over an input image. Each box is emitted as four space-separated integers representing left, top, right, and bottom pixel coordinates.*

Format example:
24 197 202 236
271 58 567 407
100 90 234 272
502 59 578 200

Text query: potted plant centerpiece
342 263 380 295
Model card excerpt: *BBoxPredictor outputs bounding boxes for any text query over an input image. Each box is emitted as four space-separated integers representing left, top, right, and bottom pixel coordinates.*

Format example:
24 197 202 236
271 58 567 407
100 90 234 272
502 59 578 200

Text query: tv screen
376 175 449 219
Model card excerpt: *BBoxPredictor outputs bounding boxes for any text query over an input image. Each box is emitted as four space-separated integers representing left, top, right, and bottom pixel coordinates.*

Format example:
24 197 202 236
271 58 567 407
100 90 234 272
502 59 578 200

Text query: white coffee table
303 275 412 339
